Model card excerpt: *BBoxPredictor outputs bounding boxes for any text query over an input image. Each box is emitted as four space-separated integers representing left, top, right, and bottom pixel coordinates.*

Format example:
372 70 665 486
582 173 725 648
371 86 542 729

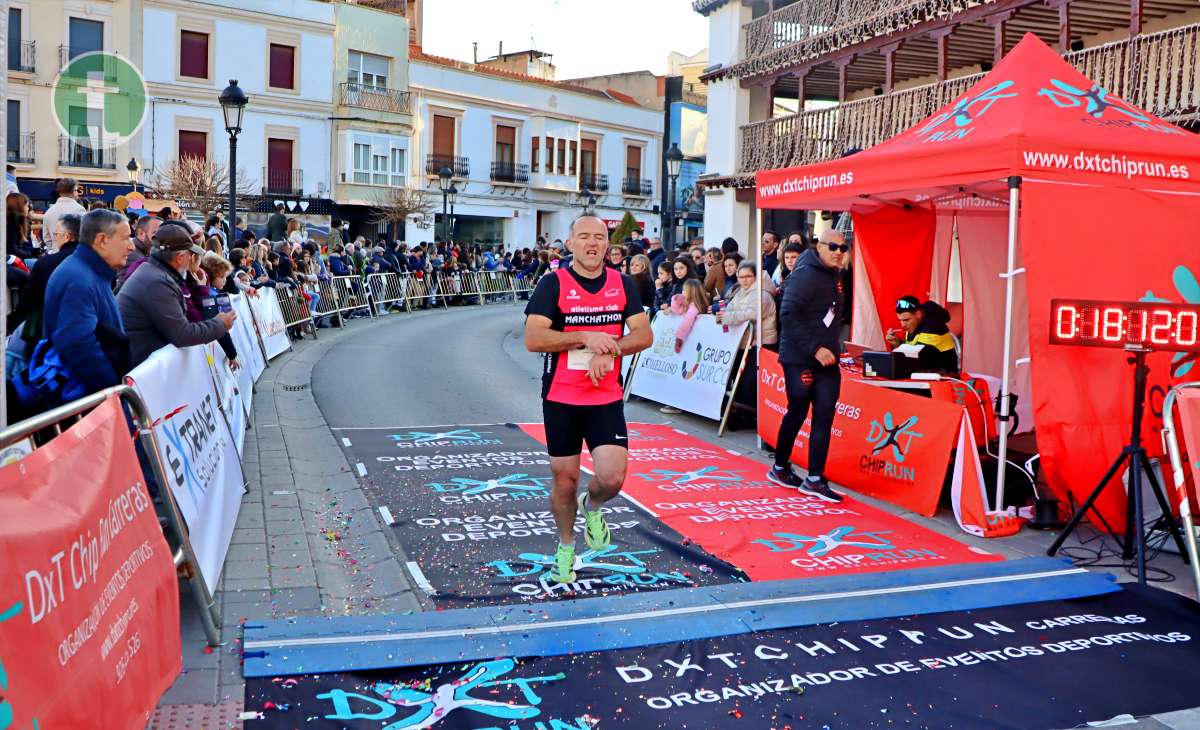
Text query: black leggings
774 364 841 476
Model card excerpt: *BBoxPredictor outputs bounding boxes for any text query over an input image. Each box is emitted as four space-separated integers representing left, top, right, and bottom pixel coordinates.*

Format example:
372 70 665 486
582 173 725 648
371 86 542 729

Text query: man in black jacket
768 229 850 502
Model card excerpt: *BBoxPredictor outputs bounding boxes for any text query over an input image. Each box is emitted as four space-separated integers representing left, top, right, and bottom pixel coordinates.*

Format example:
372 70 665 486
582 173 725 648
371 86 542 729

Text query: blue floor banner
341 424 744 606
244 584 1200 729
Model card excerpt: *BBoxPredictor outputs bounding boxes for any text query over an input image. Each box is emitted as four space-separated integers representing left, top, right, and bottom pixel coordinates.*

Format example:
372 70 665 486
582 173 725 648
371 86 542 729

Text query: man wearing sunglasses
768 229 850 502
886 295 958 373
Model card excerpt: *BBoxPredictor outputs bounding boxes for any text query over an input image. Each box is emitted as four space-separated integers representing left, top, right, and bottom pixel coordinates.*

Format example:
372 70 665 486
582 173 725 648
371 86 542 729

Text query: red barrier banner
521 422 1000 581
0 395 181 729
757 349 964 516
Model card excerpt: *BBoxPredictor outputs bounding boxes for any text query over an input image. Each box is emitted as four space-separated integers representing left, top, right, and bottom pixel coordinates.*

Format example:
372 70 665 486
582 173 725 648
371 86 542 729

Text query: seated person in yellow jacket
884 295 959 373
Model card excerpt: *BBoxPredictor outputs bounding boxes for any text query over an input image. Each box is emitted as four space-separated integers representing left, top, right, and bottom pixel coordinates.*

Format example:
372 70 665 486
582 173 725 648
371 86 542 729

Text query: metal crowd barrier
403 272 445 309
274 285 317 338
331 275 375 321
367 272 410 315
0 386 223 646
1160 383 1200 600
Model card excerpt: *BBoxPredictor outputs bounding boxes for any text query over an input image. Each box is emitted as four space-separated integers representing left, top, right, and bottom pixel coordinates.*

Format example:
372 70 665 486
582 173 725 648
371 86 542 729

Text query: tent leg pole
995 176 1022 511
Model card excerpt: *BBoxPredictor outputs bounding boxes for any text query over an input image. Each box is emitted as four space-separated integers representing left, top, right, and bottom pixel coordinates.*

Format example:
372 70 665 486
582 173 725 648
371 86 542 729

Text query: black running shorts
542 400 629 458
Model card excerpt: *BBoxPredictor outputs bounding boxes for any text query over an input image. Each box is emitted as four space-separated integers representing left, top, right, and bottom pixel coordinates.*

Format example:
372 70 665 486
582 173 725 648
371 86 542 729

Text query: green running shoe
579 493 611 551
550 543 577 584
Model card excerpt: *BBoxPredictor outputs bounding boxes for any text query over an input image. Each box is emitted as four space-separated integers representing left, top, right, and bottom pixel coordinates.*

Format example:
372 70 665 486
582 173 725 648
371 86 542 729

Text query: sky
420 0 708 80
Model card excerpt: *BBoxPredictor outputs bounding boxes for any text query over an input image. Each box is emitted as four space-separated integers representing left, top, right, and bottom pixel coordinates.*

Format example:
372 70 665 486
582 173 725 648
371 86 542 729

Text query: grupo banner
631 313 747 420
126 345 245 592
0 395 181 728
250 289 291 360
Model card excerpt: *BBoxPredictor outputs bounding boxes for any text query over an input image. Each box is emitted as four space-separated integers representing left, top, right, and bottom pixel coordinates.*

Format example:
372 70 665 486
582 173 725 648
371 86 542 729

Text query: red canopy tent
756 33 1200 528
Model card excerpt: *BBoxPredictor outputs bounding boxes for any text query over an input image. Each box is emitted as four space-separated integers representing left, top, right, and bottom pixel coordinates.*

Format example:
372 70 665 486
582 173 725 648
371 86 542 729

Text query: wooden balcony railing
738 23 1200 175
735 0 974 79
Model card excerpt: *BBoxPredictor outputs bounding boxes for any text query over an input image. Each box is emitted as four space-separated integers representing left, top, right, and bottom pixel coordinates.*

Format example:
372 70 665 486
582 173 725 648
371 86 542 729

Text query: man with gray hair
118 221 236 368
40 209 133 397
116 214 163 290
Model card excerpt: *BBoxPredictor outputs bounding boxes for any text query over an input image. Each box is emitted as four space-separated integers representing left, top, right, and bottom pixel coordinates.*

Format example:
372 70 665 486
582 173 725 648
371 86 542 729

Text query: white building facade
139 0 335 208
406 51 663 247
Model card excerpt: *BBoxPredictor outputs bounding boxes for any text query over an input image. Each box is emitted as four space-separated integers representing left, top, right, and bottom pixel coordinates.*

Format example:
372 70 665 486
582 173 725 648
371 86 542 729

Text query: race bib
568 348 595 371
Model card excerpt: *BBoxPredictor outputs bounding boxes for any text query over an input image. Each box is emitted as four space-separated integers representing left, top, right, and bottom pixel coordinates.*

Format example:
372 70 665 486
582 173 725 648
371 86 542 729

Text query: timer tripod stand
1047 348 1190 584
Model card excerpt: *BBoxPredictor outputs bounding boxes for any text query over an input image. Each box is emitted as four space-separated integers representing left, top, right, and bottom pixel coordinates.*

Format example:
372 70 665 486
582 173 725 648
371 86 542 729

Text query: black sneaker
798 478 844 503
767 465 806 489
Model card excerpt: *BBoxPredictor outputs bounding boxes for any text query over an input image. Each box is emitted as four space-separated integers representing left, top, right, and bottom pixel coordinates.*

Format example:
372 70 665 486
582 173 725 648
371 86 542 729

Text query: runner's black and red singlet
524 266 644 405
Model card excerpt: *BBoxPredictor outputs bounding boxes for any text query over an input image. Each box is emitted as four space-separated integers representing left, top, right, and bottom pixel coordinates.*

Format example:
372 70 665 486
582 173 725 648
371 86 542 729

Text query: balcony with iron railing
8 133 35 165
491 161 530 185
736 23 1200 176
578 172 609 193
58 45 119 78
8 40 35 73
425 154 470 178
59 136 116 169
338 82 412 115
263 167 303 196
622 176 653 197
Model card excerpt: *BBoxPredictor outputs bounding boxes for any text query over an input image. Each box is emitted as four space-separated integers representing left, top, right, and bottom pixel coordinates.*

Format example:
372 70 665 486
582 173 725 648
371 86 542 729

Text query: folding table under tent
755 33 1200 530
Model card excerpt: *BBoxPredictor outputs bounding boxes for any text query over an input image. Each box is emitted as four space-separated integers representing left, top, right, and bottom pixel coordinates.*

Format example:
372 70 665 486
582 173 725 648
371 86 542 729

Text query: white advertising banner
231 293 266 388
206 341 247 456
630 313 747 420
126 345 245 592
251 290 291 360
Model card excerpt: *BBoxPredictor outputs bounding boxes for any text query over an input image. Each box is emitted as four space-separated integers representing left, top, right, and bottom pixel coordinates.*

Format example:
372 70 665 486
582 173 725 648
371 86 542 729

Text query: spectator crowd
5 178 805 431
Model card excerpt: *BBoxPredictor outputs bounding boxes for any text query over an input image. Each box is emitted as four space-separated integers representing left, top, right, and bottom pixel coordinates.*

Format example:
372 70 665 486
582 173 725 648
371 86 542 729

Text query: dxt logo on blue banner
424 474 551 503
488 545 692 598
916 80 1016 143
389 428 503 448
316 658 588 729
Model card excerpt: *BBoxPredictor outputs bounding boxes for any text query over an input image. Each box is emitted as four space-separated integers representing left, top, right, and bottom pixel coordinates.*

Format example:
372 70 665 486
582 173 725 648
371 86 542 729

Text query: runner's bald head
570 215 607 239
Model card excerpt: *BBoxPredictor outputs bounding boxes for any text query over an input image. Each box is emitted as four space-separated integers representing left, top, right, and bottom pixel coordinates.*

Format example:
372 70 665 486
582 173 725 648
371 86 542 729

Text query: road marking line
378 506 395 525
331 423 504 431
342 437 352 447
244 568 1091 650
355 462 367 477
405 561 436 595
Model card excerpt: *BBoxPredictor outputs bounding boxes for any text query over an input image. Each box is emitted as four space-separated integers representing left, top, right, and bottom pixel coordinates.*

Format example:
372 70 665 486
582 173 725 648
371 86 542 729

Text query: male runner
524 215 653 583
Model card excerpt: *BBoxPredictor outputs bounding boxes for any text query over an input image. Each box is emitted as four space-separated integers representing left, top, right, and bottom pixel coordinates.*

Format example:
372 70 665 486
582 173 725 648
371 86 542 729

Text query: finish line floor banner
341 425 744 607
244 584 1200 729
521 423 1000 581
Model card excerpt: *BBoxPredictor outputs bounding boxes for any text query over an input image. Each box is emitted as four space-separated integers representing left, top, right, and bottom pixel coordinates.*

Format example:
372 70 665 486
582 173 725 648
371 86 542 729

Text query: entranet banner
245 585 1200 730
0 395 180 728
342 425 743 607
630 313 747 420
127 344 245 593
563 422 998 580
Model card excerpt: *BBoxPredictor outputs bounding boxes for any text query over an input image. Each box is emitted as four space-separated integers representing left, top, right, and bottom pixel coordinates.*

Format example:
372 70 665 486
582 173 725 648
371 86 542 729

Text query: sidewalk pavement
149 318 423 728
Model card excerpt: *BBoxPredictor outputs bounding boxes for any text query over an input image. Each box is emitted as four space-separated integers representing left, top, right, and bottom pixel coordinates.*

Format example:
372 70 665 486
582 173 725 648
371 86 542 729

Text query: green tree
609 211 639 245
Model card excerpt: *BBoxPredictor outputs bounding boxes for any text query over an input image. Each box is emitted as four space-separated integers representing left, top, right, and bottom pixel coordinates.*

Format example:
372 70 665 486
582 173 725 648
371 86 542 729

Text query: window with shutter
178 130 207 162
179 30 208 79
269 44 296 90
531 137 540 172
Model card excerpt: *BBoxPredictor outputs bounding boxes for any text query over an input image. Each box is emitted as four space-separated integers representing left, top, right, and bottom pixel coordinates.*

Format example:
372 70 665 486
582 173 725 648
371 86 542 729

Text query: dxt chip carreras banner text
0 395 180 728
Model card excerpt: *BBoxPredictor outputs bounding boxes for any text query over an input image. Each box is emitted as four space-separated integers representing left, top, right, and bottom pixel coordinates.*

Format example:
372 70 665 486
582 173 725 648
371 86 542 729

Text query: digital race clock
1050 298 1200 352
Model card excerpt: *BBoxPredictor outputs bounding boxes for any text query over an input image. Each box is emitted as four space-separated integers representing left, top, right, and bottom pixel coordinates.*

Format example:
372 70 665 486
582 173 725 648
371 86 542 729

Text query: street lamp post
665 143 683 251
126 158 140 192
437 165 453 244
219 80 248 241
447 184 458 240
